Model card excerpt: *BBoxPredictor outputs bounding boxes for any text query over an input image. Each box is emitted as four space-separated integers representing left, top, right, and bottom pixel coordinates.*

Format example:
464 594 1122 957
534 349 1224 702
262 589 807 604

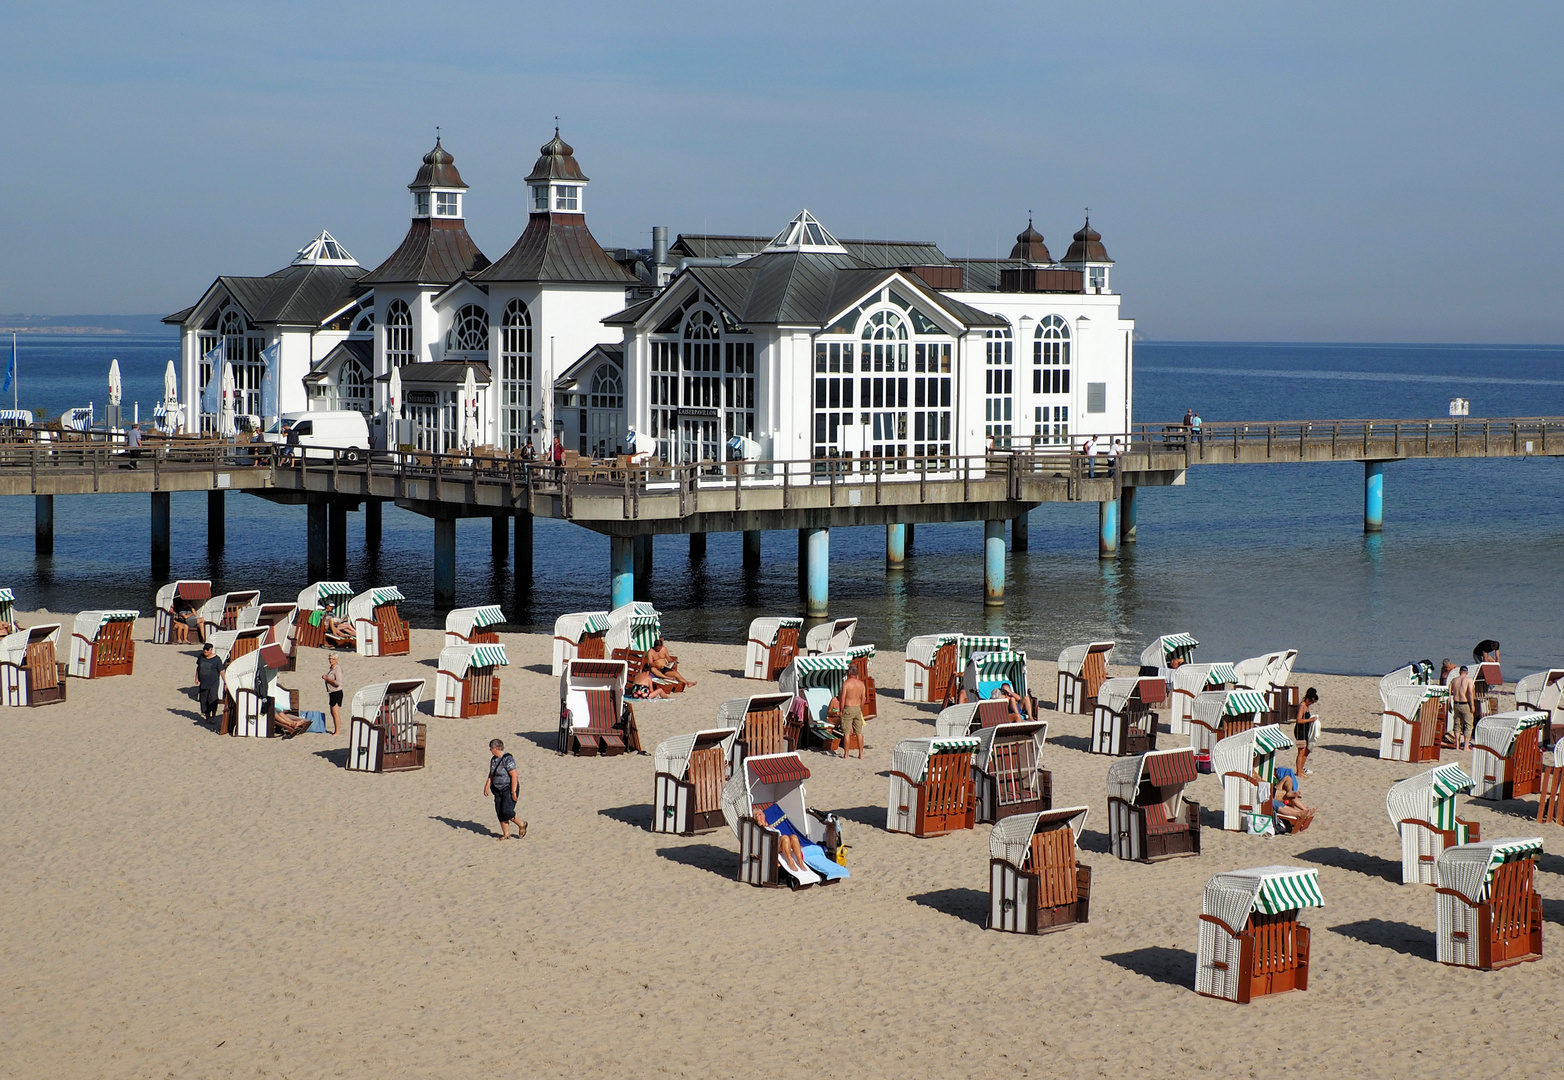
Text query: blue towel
303 710 328 733
802 843 849 880
978 679 1006 699
1274 766 1298 794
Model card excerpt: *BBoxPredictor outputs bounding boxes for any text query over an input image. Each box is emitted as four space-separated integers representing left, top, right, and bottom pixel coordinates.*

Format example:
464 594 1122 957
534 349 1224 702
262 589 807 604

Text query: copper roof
475 215 636 285
1009 219 1052 262
525 129 588 183
360 218 490 286
1063 218 1112 264
410 138 467 190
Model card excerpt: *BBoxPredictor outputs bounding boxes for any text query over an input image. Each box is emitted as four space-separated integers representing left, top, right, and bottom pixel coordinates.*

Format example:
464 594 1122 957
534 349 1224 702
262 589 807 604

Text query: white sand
0 611 1559 1079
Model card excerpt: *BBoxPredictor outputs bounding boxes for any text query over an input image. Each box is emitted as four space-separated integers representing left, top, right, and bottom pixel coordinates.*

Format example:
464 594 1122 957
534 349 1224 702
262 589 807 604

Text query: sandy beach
1 610 1559 1080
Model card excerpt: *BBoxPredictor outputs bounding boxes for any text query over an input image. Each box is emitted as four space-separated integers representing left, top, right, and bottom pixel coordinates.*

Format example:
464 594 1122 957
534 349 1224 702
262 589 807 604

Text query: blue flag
258 341 280 418
200 345 223 413
2 345 12 394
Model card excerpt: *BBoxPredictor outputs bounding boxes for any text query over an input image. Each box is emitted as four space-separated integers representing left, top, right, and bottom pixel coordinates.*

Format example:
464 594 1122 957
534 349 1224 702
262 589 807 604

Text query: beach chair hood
1515 669 1564 711
348 586 404 624
779 654 848 697
1 623 60 664
554 611 609 644
1213 723 1294 779
1098 675 1157 714
1056 641 1114 677
1435 838 1545 904
608 601 661 653
1233 651 1291 693
439 643 508 679
1192 688 1268 728
221 648 274 698
956 634 1010 667
1108 747 1198 803
892 736 980 784
907 633 960 668
749 616 803 647
964 649 1029 699
560 659 629 700
72 610 138 641
350 679 426 721
296 581 352 611
721 752 818 840
1173 663 1238 698
717 693 794 728
1202 866 1323 930
1385 762 1474 832
934 701 982 738
973 720 1047 771
1473 711 1547 757
1142 633 1197 669
447 605 505 638
155 580 210 610
1383 684 1449 721
654 727 738 779
989 806 1089 869
805 617 857 655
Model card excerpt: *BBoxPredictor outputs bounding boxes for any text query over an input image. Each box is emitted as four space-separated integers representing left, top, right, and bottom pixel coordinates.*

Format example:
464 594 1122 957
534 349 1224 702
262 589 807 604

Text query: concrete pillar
151 491 171 574
1119 486 1137 545
1098 499 1119 559
307 500 327 580
433 517 457 608
610 535 635 610
905 523 915 556
491 514 508 561
634 533 653 598
886 522 906 569
207 490 225 554
1364 461 1384 533
689 532 707 560
514 512 533 583
984 519 1005 606
34 494 53 556
743 530 761 569
364 499 382 549
806 527 829 617
328 501 348 577
798 528 809 599
1011 511 1029 552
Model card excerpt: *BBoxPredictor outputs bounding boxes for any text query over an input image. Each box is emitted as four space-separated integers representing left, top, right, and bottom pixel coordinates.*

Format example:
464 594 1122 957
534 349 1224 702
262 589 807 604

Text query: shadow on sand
908 888 987 927
1102 946 1197 988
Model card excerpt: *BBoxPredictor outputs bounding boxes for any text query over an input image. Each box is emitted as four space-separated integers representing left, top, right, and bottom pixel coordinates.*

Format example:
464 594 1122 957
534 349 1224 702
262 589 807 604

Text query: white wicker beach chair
745 616 803 680
1386 763 1479 885
292 582 352 649
434 644 507 718
778 656 850 750
67 609 138 679
445 604 505 648
1107 747 1202 861
1435 839 1544 968
346 679 426 772
987 806 1092 934
1140 632 1198 683
720 752 845 889
0 623 66 707
221 647 290 738
550 611 609 675
1091 675 1163 756
556 659 636 757
1378 684 1450 762
903 633 961 703
1196 865 1322 1002
1214 724 1295 833
1056 641 1114 714
886 736 980 836
152 580 210 643
1169 662 1237 735
652 727 737 835
717 692 796 768
1470 711 1548 801
198 589 261 641
805 617 857 656
348 586 408 657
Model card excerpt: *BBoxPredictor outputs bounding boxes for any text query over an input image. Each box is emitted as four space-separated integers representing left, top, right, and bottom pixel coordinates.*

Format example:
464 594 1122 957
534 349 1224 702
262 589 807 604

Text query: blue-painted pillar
1119 486 1137 545
984 519 1005 606
806 527 829 617
151 491 171 575
1364 461 1384 533
35 494 53 556
433 517 456 608
610 535 635 610
1011 511 1029 552
886 522 906 569
1098 499 1119 559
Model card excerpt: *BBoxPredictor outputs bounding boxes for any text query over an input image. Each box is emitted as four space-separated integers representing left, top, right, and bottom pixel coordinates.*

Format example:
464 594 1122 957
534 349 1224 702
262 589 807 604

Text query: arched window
385 299 413 368
1034 315 1071 444
680 310 721 462
352 308 375 333
985 324 1013 446
857 309 910 461
861 310 908 372
585 364 625 458
339 360 371 415
589 364 623 409
447 303 489 355
217 306 264 420
499 298 533 451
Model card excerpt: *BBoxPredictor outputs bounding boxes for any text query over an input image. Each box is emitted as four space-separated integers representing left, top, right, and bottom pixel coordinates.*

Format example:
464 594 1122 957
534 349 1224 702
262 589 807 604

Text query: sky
2 2 1561 342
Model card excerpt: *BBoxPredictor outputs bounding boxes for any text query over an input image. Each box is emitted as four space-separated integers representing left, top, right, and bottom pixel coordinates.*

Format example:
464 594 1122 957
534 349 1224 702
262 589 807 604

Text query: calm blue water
4 334 1563 675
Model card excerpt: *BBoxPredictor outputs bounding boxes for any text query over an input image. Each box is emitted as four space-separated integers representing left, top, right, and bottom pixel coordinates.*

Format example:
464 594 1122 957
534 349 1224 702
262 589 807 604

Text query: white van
266 410 370 461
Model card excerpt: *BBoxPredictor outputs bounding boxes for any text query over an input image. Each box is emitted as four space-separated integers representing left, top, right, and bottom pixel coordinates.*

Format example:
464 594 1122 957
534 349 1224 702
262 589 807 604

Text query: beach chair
206 625 268 665
886 736 980 837
804 616 857 656
962 648 1036 718
1214 724 1295 833
778 655 850 751
934 699 1022 737
1056 641 1114 714
153 580 210 643
1514 668 1564 745
1470 711 1547 800
1091 676 1163 756
652 727 738 835
904 633 960 704
1378 661 1436 710
1189 688 1269 765
718 692 797 770
1107 747 1202 862
346 680 427 771
721 752 847 889
0 624 67 707
987 807 1093 934
550 611 609 675
1535 743 1564 825
607 601 661 669
434 644 507 718
556 659 639 757
828 643 878 718
253 603 298 670
745 616 803 680
1386 763 1480 885
292 581 353 650
1435 838 1544 969
1139 632 1198 684
349 587 409 657
1196 866 1322 1003
220 649 295 738
1169 662 1237 735
1473 660 1504 699
968 719 1051 823
67 610 138 679
445 604 505 648
198 590 261 640
1378 684 1449 762
1233 651 1286 694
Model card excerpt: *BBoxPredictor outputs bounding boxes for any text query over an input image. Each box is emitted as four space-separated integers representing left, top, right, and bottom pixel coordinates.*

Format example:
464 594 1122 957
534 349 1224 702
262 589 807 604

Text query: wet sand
1 610 1559 1079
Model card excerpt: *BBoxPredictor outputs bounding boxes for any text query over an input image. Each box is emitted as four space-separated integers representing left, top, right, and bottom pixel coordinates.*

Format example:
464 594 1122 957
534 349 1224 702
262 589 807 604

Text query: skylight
292 229 359 266
762 210 848 254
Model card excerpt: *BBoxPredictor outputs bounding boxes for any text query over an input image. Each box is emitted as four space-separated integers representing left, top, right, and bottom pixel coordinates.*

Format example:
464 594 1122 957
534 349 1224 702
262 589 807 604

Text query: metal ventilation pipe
652 225 668 267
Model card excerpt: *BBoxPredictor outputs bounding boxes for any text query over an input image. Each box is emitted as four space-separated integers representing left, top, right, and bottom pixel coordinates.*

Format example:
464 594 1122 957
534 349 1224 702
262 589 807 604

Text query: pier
6 415 1562 612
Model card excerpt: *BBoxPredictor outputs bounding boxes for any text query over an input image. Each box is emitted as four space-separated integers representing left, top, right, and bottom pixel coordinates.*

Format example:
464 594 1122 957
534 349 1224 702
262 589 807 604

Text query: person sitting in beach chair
646 637 694 689
627 666 673 701
756 803 811 875
991 680 1031 722
1270 767 1315 833
321 612 357 649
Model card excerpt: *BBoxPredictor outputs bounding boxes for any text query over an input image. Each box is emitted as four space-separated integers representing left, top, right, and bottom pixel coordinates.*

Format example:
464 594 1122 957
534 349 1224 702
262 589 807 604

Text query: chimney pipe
652 225 668 267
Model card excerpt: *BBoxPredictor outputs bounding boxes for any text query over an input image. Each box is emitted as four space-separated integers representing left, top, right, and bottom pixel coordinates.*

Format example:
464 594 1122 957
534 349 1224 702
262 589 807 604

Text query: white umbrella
219 362 237 438
460 365 478 449
108 359 122 407
163 360 178 409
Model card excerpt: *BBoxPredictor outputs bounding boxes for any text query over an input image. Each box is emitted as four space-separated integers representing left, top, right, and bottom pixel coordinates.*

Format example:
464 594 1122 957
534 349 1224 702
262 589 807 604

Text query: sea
4 334 1563 676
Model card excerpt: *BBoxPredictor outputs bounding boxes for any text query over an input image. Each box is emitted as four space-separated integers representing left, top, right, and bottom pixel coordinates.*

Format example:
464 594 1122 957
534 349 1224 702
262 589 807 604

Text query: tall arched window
219 307 264 420
586 364 625 458
1034 314 1071 444
860 310 909 461
500 298 533 450
680 310 721 462
385 299 414 368
985 324 1013 446
339 360 371 415
447 303 489 355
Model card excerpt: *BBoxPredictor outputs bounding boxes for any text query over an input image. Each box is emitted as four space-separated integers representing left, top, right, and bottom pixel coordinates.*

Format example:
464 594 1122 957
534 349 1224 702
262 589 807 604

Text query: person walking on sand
195 641 224 724
1448 665 1478 751
484 739 526 840
834 671 869 759
321 653 344 735
1294 687 1320 775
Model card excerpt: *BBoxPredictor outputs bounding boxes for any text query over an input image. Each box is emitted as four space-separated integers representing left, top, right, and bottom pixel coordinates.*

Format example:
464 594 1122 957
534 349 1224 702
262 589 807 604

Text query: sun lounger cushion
1143 803 1187 836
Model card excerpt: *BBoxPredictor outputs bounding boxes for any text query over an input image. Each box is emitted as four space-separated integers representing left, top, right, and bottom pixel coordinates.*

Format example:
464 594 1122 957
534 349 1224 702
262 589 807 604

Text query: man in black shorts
484 739 526 840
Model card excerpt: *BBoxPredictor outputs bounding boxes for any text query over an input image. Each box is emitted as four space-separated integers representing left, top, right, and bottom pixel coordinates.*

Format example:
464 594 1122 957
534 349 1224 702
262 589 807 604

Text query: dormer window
414 192 431 217
531 184 549 211
1089 266 1107 291
554 185 579 211
436 192 461 217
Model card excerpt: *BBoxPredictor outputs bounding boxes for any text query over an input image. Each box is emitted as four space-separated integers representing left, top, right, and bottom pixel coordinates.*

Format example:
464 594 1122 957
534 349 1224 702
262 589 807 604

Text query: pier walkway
6 415 1562 613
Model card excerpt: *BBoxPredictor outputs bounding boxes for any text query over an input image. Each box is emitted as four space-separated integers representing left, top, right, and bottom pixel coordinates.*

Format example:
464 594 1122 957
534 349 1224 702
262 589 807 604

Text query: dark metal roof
671 234 952 268
525 129 588 183
304 338 373 382
398 360 491 386
162 305 196 325
1009 220 1052 262
1063 218 1112 264
410 138 467 190
602 295 658 326
360 219 490 287
475 215 637 285
188 263 365 327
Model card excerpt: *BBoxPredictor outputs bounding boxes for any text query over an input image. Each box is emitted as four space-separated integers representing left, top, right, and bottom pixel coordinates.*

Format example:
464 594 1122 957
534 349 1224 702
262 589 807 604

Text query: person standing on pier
1191 411 1203 444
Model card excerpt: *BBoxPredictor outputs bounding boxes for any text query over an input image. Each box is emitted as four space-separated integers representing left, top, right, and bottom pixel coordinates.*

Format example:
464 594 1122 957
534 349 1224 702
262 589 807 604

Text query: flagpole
11 332 16 412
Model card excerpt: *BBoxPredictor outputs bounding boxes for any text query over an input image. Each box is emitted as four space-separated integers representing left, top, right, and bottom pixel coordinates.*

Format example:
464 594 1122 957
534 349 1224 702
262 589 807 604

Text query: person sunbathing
626 667 672 701
755 803 808 873
645 638 694 688
0 620 13 638
991 680 1031 721
321 613 356 648
1270 768 1316 832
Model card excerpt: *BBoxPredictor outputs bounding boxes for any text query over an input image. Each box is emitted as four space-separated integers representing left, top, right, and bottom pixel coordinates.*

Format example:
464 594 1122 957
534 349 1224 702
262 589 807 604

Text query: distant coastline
0 315 176 337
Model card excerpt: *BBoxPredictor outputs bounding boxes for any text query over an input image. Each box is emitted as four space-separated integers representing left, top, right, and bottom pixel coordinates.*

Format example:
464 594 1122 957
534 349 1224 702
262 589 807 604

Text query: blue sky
2 2 1561 341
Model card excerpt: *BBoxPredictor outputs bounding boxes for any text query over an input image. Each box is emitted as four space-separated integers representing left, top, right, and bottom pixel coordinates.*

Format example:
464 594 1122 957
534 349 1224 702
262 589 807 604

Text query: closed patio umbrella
219 362 237 438
461 365 478 449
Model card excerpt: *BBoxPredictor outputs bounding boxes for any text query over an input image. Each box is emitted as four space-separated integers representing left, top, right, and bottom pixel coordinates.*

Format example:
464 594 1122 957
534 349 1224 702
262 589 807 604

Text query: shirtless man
646 638 694 688
834 672 868 759
1448 665 1478 751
